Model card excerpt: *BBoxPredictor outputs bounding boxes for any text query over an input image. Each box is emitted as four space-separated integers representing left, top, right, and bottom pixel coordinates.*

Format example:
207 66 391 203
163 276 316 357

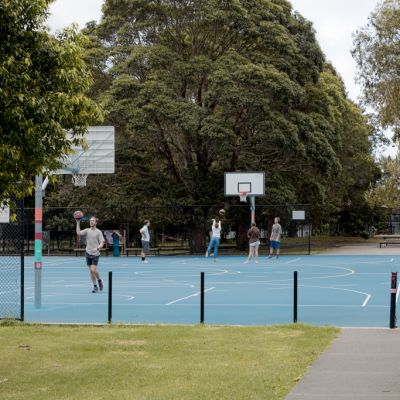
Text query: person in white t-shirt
139 220 151 263
205 217 221 262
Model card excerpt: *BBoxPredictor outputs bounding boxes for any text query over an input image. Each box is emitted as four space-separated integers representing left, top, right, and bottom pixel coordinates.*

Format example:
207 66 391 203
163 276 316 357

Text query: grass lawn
0 322 338 400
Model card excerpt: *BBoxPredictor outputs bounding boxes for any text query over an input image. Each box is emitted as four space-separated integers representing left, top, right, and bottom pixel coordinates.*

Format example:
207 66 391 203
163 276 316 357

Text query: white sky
47 0 393 154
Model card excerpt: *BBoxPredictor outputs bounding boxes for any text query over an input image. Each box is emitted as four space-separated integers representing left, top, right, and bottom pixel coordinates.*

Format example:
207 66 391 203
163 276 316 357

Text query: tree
48 0 378 247
353 0 400 138
366 156 400 209
0 0 102 200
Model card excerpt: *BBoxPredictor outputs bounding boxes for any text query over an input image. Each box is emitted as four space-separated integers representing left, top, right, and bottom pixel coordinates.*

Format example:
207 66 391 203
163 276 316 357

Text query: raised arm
76 220 81 235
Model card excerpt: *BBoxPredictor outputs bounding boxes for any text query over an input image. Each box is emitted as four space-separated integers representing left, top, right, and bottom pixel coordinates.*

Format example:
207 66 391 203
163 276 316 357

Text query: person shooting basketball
206 215 222 262
75 212 105 293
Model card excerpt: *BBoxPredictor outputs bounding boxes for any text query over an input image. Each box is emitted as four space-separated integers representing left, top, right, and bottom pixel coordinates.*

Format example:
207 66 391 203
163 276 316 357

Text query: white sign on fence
0 205 10 223
292 210 305 220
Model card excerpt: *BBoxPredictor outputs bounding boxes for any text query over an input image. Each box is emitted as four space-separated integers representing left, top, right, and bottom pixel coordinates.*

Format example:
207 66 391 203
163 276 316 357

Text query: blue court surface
20 255 400 327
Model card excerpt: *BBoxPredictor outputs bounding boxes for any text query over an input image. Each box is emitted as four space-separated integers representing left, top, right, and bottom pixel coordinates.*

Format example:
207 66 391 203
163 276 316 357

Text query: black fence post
20 198 24 321
108 271 113 324
390 272 397 329
200 272 205 324
294 271 298 323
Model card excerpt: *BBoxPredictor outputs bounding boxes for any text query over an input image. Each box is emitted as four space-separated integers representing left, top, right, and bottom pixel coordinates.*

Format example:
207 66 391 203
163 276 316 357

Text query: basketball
219 209 225 216
73 210 84 220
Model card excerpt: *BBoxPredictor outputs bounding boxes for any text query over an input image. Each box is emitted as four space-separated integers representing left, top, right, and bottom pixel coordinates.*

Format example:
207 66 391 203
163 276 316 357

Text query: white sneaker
205 251 208 257
244 260 249 264
143 260 149 264
255 260 259 263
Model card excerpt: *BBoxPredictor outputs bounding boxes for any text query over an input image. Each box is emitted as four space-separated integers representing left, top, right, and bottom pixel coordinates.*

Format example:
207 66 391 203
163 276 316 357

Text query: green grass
0 322 338 400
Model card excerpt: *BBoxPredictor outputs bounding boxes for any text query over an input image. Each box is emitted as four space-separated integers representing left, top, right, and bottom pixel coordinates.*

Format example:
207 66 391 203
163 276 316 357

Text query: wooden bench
125 247 160 256
374 235 400 248
73 248 110 256
158 246 190 255
380 241 400 248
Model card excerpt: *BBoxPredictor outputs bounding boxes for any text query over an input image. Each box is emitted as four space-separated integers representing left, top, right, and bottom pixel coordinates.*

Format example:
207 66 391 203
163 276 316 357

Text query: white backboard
55 126 115 175
224 172 265 196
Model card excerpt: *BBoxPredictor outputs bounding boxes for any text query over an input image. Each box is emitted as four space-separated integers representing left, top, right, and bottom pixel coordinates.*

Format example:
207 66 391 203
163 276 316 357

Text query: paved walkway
285 328 400 399
321 243 400 255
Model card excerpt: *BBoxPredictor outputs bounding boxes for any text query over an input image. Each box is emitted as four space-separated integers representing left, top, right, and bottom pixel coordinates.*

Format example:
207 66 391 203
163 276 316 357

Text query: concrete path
320 243 400 256
285 328 400 399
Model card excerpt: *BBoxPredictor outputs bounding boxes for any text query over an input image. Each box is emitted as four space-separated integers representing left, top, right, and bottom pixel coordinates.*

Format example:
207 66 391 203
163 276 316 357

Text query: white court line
286 258 301 264
166 287 215 306
362 295 372 307
299 284 371 307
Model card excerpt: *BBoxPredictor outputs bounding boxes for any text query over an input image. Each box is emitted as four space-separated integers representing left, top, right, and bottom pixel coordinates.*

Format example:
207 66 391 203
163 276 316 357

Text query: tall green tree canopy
353 0 400 138
50 0 377 241
0 0 102 199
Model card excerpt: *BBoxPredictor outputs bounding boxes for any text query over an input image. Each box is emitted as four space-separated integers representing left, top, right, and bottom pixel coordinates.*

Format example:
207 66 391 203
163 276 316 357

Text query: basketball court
18 253 398 327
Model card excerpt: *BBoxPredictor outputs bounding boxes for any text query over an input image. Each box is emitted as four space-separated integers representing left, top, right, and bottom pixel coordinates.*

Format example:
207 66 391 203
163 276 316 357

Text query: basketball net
239 192 248 202
72 173 88 187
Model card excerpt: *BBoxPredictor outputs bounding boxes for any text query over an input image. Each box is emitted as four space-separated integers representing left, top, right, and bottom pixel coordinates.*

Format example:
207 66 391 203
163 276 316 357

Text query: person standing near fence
244 222 261 263
76 216 105 293
268 217 282 259
140 220 151 263
205 217 221 262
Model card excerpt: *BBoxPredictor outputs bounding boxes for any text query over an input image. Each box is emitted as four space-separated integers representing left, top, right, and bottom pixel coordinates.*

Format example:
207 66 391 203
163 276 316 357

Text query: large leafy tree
353 0 400 138
49 0 377 248
0 0 102 200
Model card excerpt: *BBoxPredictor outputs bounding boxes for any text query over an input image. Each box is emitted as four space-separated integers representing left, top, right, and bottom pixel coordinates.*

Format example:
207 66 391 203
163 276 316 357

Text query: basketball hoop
239 192 248 202
72 173 88 187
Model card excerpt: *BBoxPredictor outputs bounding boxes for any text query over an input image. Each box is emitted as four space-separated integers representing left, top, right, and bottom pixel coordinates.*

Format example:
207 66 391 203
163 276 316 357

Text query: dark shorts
86 252 99 266
141 240 150 253
270 240 280 250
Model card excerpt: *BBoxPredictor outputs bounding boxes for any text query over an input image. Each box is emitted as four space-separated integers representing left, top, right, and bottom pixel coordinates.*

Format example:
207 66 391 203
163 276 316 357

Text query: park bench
375 235 400 248
379 241 400 248
125 247 160 256
73 248 110 256
158 246 190 255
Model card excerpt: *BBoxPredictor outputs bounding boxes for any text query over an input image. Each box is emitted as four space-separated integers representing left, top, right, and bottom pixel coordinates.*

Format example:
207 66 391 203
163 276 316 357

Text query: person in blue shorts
268 217 282 259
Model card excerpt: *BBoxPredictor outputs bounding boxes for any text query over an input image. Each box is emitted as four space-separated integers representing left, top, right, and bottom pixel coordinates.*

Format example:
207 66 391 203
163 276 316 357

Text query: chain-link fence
22 204 311 256
0 198 24 320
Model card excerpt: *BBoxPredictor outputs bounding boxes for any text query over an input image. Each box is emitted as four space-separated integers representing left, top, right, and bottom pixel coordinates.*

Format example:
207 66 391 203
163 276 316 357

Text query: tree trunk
189 222 206 254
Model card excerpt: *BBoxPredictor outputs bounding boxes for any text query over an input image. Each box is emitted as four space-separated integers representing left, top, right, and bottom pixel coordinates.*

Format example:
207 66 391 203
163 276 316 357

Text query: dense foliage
48 0 378 243
0 0 102 199
353 0 400 138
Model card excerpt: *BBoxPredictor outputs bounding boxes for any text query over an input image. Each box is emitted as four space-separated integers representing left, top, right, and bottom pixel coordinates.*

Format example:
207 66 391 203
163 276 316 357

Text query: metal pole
20 198 25 321
390 272 397 329
200 272 205 324
108 271 113 324
294 271 298 323
249 196 256 224
34 176 43 308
